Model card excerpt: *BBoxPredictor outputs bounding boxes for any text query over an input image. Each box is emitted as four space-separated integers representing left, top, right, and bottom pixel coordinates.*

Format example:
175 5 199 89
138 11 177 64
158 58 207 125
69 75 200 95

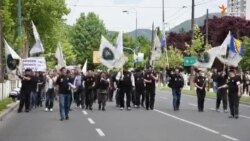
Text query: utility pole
191 0 195 39
162 0 165 24
0 0 4 83
18 0 22 37
206 9 209 45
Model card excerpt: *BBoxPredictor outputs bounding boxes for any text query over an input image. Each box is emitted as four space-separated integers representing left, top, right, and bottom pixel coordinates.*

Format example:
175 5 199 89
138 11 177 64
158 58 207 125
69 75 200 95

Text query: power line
67 4 186 9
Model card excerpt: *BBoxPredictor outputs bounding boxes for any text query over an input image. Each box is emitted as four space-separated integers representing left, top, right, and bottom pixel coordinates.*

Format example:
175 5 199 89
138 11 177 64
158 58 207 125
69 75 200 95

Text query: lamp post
122 8 138 38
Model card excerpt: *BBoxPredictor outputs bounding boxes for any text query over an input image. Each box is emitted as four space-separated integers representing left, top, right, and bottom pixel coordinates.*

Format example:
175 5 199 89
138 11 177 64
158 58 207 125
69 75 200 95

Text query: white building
227 0 246 18
246 0 250 20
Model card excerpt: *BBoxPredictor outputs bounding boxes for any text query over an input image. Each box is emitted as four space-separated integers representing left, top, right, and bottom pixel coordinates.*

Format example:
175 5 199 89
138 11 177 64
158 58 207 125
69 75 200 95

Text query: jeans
59 94 71 119
30 91 37 109
172 88 181 110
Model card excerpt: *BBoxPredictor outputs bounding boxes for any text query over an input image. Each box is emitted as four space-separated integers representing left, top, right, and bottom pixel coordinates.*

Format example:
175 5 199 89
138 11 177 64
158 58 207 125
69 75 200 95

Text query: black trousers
115 88 120 106
85 88 93 108
145 88 155 110
18 92 30 112
74 87 84 107
45 88 54 109
135 87 144 106
228 92 240 116
108 88 114 101
98 93 107 108
196 89 206 111
119 86 131 108
216 88 228 110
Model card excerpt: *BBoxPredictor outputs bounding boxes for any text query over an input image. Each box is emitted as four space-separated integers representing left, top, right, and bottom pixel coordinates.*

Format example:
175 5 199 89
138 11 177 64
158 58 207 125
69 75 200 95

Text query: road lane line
239 115 250 119
221 135 238 141
154 109 220 134
96 128 105 137
82 111 88 115
240 104 250 108
188 103 197 107
88 118 95 124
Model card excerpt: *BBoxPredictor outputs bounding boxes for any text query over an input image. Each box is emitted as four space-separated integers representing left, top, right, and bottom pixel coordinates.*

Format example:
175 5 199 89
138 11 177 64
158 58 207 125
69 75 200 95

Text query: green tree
155 46 183 70
70 12 107 68
185 25 211 56
239 37 250 71
1 0 70 57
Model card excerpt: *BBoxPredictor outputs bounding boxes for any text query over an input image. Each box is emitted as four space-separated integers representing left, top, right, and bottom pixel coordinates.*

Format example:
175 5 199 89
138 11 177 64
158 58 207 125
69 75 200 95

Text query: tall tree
70 12 107 68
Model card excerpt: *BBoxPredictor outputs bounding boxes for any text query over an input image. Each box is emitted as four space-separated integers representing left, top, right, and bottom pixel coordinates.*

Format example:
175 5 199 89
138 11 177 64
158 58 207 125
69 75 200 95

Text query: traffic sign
184 56 197 66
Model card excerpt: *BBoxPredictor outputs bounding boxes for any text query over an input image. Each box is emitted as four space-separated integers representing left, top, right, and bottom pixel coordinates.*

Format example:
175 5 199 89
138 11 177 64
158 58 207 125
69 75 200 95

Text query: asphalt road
0 89 250 141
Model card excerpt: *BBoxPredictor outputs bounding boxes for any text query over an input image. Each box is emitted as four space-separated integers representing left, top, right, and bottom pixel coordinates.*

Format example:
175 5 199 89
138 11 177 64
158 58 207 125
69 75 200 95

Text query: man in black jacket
17 69 33 113
168 69 184 111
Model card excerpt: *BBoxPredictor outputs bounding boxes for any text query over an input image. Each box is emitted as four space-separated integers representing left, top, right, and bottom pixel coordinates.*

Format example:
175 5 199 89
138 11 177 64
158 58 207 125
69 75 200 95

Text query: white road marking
154 109 239 141
188 103 197 107
96 128 105 137
221 135 238 141
208 108 250 119
239 115 250 119
159 97 168 100
154 109 219 134
240 104 250 108
82 110 88 115
88 118 95 124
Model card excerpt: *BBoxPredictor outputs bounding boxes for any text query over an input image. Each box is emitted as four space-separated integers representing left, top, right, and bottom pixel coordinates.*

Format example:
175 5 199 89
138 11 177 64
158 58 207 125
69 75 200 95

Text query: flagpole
162 0 169 69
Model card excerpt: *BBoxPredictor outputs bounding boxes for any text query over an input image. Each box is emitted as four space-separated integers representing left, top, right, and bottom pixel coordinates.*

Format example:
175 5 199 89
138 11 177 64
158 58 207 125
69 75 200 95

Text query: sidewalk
0 101 19 121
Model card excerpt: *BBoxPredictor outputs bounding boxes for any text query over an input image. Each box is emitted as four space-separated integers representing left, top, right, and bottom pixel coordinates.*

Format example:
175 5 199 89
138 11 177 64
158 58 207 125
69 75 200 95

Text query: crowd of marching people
16 64 247 120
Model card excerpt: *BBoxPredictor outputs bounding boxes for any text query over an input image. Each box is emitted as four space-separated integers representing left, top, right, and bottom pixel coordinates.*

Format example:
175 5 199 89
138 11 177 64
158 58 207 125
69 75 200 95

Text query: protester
56 67 72 121
17 69 33 113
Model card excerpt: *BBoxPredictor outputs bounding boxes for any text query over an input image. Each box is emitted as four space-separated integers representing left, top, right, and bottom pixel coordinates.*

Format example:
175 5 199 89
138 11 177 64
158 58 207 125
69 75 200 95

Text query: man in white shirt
116 66 135 110
45 71 55 112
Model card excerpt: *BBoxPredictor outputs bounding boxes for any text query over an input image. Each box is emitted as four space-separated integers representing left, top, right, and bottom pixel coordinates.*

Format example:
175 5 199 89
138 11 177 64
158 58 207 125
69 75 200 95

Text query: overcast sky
65 0 227 32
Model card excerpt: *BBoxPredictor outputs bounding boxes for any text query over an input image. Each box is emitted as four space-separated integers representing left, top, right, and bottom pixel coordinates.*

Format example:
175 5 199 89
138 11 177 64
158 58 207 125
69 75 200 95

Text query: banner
22 57 47 72
93 51 101 63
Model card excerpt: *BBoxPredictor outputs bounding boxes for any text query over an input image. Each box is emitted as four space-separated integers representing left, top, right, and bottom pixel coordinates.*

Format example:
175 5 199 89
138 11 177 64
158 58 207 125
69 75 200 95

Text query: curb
0 101 20 121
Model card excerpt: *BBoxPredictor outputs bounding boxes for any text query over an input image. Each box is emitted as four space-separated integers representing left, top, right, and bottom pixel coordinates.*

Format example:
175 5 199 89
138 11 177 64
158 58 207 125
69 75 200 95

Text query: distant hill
127 29 152 39
108 29 152 40
170 13 221 33
108 13 221 39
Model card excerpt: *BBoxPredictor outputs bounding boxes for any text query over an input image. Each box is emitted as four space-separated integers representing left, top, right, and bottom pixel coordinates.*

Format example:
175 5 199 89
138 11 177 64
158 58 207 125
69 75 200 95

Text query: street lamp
122 8 138 38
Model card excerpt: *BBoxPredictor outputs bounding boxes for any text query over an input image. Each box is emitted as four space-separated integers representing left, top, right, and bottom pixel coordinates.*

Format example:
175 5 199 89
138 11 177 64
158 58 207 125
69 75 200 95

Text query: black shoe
235 115 239 119
146 107 149 110
60 118 64 121
228 115 234 118
102 107 105 111
25 110 29 113
65 117 69 120
17 110 22 113
98 105 101 110
89 107 93 110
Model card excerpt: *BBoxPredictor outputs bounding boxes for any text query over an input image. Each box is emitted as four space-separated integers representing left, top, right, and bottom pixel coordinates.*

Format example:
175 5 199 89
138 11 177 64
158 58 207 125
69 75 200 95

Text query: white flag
99 36 117 69
4 39 21 79
150 33 162 65
55 42 66 69
82 60 88 75
193 46 221 68
114 32 126 69
220 31 231 56
30 21 45 56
